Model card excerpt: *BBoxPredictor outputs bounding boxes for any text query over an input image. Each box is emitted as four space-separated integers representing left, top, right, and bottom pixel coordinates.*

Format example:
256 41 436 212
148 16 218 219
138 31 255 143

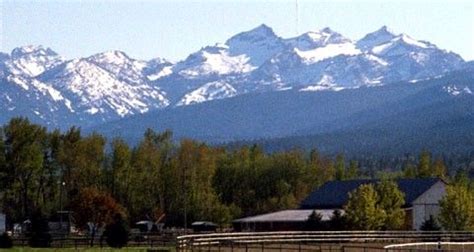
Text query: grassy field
2 247 175 252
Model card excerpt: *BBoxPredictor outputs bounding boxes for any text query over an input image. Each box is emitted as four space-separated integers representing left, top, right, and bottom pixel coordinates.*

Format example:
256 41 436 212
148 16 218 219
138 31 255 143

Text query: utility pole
59 181 65 232
182 163 187 234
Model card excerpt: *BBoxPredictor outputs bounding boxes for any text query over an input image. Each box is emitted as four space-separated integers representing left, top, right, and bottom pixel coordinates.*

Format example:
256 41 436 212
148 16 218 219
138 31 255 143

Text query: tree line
0 117 473 231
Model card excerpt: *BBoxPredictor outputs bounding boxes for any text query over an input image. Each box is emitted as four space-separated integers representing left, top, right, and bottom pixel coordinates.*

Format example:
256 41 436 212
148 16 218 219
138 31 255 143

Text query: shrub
29 211 51 248
420 215 441 231
104 214 129 248
0 233 13 248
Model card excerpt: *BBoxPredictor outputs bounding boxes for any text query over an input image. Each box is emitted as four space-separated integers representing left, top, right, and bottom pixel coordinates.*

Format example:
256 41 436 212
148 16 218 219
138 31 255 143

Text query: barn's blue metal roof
299 178 444 209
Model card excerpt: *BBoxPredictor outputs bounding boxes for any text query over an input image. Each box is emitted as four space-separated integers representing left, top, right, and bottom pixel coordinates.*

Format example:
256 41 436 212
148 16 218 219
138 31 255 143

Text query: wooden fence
12 233 176 249
176 231 474 252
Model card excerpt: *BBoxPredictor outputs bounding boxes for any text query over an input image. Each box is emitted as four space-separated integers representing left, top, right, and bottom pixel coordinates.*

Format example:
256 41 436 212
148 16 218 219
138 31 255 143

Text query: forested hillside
1 118 473 228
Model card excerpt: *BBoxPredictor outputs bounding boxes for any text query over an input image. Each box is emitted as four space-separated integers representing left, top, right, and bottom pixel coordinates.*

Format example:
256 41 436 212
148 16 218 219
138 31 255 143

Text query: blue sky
1 0 473 61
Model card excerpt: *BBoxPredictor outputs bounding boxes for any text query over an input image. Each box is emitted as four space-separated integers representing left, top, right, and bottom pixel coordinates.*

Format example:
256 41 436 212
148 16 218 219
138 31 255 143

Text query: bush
305 210 325 230
29 211 51 248
104 214 129 248
0 232 13 248
420 215 441 231
327 209 346 230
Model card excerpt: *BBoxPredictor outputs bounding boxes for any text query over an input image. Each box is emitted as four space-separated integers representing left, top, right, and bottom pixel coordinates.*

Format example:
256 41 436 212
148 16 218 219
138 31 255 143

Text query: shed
233 209 338 231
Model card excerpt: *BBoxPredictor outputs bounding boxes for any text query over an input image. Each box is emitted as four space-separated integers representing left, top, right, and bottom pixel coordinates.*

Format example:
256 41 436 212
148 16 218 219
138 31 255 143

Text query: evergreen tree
29 210 52 247
305 210 324 231
104 213 129 248
432 158 447 179
417 151 431 178
346 160 359 180
335 154 345 180
327 209 346 230
420 215 441 231
402 163 417 178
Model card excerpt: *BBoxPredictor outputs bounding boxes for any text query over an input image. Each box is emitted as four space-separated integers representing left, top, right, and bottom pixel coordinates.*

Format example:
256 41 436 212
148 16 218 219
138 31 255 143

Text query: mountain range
1 24 473 154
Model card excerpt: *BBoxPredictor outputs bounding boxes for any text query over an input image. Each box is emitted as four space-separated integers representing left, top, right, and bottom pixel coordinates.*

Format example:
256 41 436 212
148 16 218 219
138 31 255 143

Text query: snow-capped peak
286 27 351 51
356 25 398 51
443 84 473 96
89 50 131 64
371 33 434 56
227 24 277 43
396 34 433 49
8 45 64 77
175 44 255 77
11 45 58 58
225 24 286 66
176 81 237 106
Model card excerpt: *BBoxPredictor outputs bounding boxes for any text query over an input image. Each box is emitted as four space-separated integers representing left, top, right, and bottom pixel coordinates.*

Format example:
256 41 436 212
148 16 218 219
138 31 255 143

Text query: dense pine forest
0 117 473 229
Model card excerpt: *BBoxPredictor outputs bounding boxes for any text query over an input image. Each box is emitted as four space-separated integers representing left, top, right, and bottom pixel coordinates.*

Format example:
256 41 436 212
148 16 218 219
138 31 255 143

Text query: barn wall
412 181 446 230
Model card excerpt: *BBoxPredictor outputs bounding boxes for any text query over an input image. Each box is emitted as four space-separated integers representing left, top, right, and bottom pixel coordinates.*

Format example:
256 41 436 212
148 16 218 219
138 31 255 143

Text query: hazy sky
1 0 473 61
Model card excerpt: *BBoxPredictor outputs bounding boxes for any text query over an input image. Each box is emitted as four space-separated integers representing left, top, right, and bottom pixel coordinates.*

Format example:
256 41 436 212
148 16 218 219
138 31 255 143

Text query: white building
299 178 447 230
235 178 447 231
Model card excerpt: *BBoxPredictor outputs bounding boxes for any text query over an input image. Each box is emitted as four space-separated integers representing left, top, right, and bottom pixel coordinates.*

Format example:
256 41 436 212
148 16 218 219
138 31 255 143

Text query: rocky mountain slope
0 25 466 129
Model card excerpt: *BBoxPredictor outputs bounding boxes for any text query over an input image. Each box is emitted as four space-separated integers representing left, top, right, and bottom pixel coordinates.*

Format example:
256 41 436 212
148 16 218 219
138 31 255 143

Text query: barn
233 178 446 231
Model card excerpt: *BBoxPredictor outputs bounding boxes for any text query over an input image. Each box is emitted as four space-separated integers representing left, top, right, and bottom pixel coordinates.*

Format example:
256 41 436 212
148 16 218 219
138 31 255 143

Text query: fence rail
11 234 176 249
176 231 474 251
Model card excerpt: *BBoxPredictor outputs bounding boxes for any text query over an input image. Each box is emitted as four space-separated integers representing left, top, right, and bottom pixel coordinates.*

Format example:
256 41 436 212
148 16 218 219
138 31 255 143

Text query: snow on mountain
299 75 344 92
285 27 351 51
174 44 255 77
40 58 169 118
371 34 434 56
443 84 473 96
87 50 148 84
225 24 287 67
145 57 174 81
176 81 237 106
0 24 468 129
294 42 361 64
7 45 64 77
356 26 398 51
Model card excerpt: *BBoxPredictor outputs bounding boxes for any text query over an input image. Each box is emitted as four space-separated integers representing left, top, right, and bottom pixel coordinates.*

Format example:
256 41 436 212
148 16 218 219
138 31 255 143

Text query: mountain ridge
0 24 467 130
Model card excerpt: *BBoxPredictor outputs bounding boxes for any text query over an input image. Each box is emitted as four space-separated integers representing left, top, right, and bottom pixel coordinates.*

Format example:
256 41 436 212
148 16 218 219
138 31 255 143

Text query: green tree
335 154 345 180
432 158 447 179
327 209 346 230
346 160 359 180
305 210 324 231
128 129 172 222
420 215 441 231
108 138 132 204
417 151 431 178
104 213 129 248
439 185 474 230
402 163 417 178
3 117 47 219
376 179 405 230
344 184 385 230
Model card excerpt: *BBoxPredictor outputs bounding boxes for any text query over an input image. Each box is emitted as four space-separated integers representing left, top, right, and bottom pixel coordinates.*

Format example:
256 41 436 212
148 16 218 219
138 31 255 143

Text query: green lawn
2 247 175 252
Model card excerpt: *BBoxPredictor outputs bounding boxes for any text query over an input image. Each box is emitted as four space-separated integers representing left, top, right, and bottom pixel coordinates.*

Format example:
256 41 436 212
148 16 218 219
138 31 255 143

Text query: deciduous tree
344 184 385 230
439 185 474 230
